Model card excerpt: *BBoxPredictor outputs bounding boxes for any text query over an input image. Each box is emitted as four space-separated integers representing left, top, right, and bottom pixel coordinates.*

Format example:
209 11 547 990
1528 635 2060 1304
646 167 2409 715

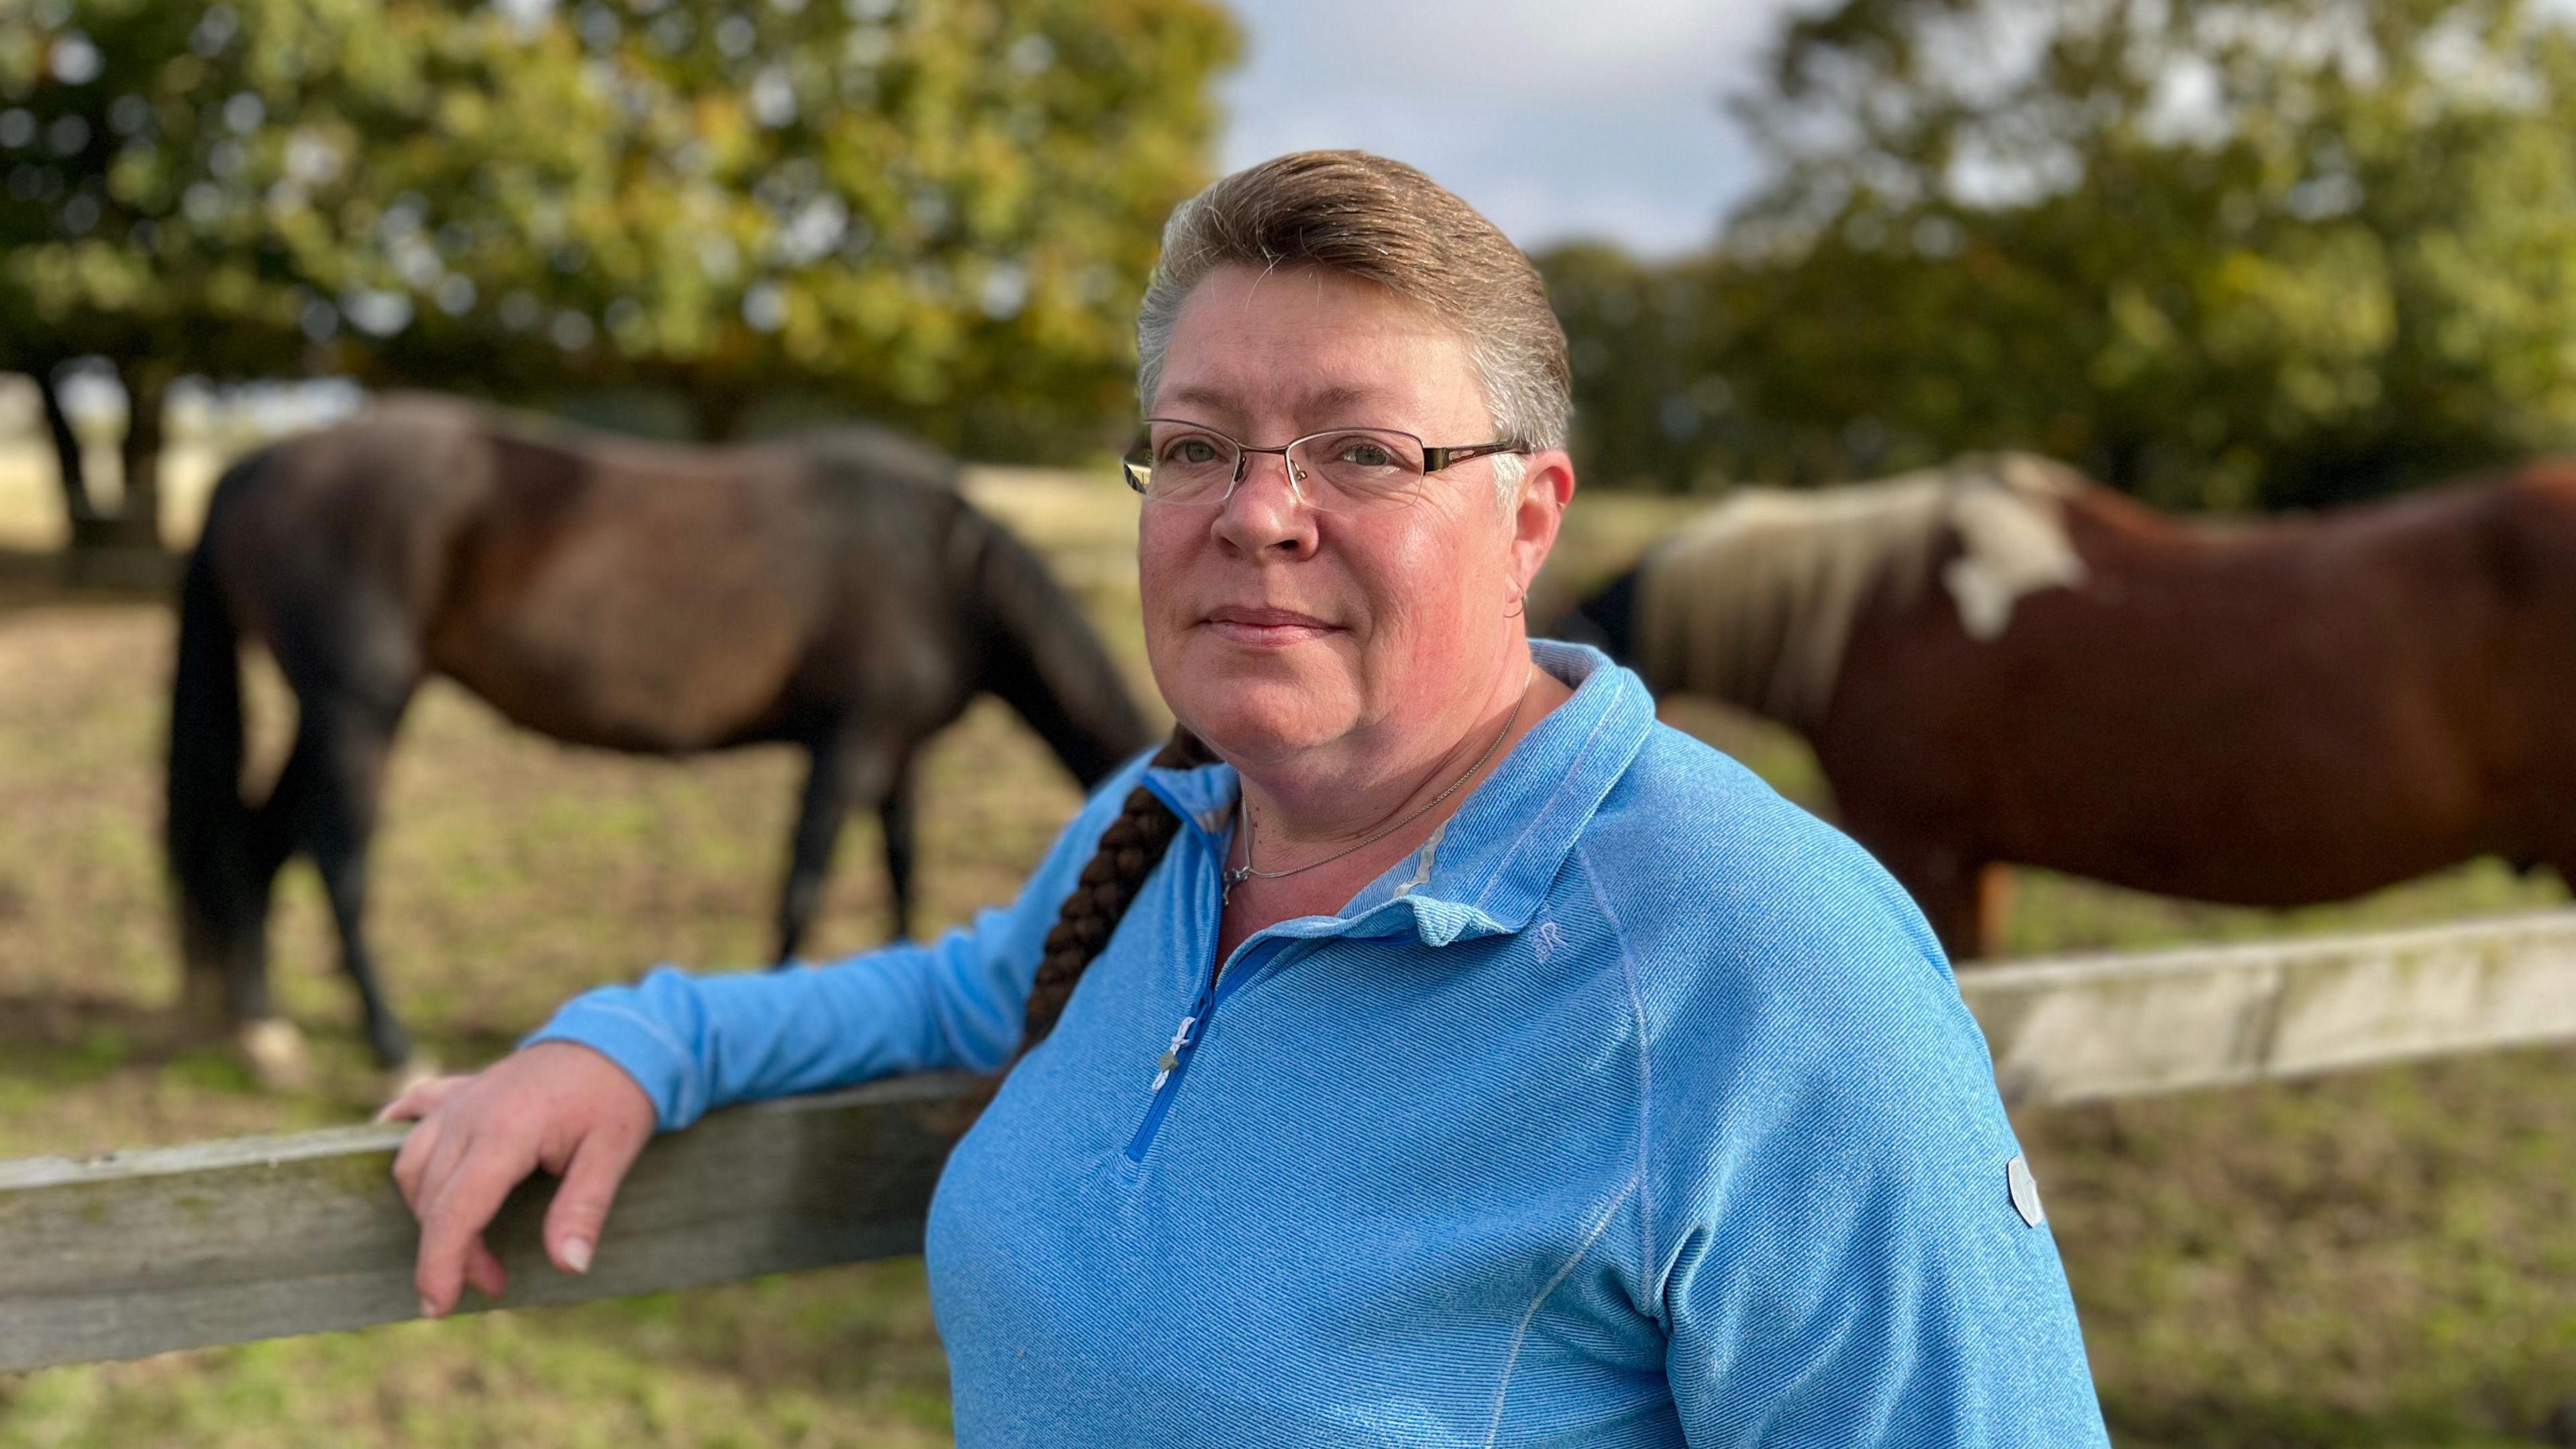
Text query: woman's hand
378 1040 657 1319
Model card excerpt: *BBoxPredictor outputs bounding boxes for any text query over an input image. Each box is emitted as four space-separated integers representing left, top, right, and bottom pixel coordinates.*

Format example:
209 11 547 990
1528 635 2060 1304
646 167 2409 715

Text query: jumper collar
1140 640 1658 946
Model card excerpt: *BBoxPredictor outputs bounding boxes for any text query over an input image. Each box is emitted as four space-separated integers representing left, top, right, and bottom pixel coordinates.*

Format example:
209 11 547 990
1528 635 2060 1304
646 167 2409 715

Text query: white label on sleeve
2007 1154 2046 1228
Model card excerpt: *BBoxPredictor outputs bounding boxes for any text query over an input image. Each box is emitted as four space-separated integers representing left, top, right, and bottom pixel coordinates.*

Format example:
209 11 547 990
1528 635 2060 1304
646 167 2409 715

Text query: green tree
1556 0 2576 509
3 0 299 547
342 0 1237 452
1 0 1236 552
0 0 613 548
1538 245 1741 494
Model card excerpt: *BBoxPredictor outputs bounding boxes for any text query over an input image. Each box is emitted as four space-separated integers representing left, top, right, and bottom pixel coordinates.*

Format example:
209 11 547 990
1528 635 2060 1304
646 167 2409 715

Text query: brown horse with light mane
1563 452 2576 961
168 393 1152 1083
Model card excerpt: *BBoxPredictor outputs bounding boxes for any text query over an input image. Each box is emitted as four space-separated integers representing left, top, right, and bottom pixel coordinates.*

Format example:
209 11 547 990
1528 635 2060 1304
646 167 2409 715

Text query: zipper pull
1150 1014 1197 1091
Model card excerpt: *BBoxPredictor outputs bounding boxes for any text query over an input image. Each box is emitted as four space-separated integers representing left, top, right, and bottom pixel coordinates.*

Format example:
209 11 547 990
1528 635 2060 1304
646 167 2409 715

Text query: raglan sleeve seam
1576 839 1662 1323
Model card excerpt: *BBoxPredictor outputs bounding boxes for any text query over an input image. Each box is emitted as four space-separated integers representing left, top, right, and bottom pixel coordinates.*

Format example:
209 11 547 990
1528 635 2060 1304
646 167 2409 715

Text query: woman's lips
1201 606 1340 648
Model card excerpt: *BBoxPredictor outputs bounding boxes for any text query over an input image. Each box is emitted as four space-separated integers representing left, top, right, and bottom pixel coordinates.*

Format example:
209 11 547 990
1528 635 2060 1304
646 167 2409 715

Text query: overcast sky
1214 0 1819 258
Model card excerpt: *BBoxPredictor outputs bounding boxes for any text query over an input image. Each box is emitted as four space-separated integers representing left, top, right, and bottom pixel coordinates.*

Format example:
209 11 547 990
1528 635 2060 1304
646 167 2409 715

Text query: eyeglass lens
1125 425 1427 511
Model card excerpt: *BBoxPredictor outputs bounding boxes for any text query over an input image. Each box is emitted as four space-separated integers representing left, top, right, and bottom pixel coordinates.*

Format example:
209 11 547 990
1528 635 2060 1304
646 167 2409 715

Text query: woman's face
1138 264 1564 772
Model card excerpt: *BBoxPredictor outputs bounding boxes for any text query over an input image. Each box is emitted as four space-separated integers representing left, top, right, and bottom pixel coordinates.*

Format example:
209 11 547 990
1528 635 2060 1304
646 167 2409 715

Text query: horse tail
958 502 1154 787
166 455 258 976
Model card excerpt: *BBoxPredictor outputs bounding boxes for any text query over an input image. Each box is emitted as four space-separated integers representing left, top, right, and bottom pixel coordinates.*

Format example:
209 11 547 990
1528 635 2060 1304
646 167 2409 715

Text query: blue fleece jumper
528 641 2110 1448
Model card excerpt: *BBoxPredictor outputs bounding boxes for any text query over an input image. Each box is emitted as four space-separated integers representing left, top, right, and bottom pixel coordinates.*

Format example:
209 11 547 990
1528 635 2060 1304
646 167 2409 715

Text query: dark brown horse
167 393 1151 1082
1562 452 2576 961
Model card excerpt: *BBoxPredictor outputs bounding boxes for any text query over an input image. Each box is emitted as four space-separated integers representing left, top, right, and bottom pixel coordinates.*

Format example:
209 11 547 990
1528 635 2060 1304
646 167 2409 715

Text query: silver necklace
1221 664 1535 906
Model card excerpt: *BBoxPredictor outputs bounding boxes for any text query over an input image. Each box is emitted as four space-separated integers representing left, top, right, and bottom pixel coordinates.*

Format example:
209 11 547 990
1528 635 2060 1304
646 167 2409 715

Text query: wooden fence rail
1961 909 2576 1105
4 909 2573 1374
0 1073 962 1374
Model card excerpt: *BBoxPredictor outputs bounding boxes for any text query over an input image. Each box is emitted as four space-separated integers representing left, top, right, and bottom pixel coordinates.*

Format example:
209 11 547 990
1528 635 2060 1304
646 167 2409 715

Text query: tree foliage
1552 0 2576 509
0 0 1236 545
1539 245 1738 494
350 0 1238 451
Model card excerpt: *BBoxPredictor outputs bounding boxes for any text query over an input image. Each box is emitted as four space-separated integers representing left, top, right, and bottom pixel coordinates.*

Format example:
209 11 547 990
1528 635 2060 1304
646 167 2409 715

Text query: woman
386 152 2109 1446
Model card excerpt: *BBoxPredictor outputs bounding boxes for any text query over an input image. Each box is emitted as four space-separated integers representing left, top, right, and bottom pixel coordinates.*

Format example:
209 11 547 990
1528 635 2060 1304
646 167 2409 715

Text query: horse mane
943 496 1154 789
1634 451 2088 730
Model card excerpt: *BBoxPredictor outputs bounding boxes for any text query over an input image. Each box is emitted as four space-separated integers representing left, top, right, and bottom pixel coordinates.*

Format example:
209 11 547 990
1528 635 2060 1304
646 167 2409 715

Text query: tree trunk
56 362 176 587
32 367 115 550
109 363 170 551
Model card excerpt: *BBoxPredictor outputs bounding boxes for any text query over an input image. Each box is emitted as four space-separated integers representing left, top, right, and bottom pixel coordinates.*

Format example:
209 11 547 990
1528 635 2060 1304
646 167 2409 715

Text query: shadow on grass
0 991 311 1105
0 545 176 616
0 987 527 1117
0 991 192 1076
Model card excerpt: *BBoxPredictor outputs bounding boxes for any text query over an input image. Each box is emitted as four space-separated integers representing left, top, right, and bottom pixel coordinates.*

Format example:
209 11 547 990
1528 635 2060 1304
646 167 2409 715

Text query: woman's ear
1507 448 1576 598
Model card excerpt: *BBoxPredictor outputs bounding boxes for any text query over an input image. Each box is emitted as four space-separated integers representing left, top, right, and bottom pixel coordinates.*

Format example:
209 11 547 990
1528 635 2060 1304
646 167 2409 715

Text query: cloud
1216 0 1818 255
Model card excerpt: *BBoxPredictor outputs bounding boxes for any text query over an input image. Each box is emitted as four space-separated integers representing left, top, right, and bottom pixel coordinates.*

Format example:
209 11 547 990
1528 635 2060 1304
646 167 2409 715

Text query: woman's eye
1336 441 1394 468
1164 439 1220 466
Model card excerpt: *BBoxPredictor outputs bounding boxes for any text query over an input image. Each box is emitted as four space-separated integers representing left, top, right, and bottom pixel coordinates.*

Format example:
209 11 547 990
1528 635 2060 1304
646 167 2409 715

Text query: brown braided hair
1012 728 1214 1058
931 729 1210 1138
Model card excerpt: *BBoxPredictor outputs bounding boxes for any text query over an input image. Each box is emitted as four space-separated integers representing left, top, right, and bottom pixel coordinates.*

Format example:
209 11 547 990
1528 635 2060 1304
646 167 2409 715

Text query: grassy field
0 465 2571 1446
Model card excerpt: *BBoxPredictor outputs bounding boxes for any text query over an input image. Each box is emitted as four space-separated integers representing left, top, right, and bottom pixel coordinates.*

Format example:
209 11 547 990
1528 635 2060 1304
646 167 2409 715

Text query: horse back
199 397 503 708
431 421 984 753
2479 460 2576 603
206 397 974 753
1819 469 2575 900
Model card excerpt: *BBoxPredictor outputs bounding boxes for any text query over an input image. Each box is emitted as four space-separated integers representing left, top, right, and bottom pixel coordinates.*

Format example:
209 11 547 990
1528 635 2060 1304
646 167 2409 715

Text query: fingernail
561 1238 592 1275
419 1296 438 1320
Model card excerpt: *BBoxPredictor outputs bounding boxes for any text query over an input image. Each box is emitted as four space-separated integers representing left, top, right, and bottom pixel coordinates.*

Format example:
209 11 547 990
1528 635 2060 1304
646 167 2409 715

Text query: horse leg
178 695 323 1086
199 739 305 1087
1975 863 2017 960
775 736 847 966
879 752 919 943
176 807 292 1033
227 778 302 1014
776 729 898 965
277 688 419 1077
183 822 297 1082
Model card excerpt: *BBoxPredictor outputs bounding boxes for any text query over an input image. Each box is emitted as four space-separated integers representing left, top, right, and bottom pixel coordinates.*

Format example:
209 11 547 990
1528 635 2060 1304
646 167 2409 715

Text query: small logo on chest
1529 920 1569 962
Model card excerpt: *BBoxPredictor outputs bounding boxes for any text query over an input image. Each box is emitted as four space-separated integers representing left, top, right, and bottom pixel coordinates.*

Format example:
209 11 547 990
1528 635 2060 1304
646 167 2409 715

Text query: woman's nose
1212 450 1319 558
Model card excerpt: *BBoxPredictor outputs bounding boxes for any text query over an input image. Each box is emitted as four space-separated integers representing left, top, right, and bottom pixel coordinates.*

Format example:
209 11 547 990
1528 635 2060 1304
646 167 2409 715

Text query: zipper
1118 767 1423 1165
1125 935 1287 1163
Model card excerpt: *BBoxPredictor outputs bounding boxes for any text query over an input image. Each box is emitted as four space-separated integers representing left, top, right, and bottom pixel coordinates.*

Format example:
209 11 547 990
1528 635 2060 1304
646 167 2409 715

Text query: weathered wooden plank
7 910 2575 1374
0 1073 967 1374
1960 910 2576 1106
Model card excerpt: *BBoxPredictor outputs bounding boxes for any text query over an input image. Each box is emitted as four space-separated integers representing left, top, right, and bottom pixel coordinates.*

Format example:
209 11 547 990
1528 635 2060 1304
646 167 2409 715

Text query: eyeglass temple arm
1421 441 1529 474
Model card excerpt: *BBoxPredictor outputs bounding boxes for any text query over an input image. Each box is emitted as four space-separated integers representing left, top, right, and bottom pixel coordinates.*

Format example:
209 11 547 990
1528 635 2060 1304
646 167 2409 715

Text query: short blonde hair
1135 151 1572 494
